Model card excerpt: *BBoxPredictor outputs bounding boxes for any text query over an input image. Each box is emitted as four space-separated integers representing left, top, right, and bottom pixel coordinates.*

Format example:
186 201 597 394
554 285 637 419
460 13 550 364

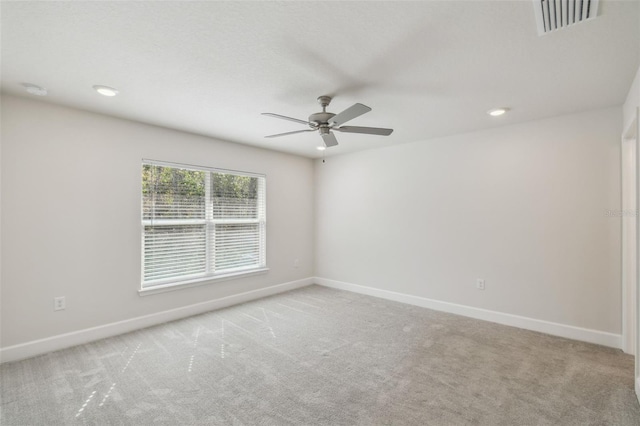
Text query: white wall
624 66 640 134
315 107 622 335
0 95 315 348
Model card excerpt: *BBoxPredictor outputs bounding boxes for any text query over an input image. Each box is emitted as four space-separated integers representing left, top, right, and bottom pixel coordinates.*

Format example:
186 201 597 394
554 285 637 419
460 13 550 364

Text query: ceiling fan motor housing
308 112 336 127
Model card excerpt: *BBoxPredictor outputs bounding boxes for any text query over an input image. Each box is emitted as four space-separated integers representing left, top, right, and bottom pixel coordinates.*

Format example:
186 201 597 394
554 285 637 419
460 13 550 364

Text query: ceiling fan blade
321 132 339 147
265 129 315 138
334 126 394 136
261 113 310 126
329 103 371 126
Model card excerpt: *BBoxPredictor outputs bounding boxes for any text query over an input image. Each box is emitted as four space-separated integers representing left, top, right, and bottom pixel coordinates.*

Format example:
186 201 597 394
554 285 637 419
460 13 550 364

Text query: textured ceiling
1 1 639 158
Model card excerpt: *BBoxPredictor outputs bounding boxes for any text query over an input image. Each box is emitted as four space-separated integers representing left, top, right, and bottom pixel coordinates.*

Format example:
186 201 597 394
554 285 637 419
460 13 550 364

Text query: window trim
138 267 269 296
140 159 267 294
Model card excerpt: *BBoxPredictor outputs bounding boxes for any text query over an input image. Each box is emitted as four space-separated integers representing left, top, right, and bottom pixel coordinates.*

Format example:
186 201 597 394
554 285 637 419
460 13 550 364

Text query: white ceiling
2 1 638 158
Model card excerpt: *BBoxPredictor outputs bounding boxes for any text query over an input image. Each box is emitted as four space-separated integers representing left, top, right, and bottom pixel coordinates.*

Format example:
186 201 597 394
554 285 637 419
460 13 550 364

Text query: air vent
533 0 600 35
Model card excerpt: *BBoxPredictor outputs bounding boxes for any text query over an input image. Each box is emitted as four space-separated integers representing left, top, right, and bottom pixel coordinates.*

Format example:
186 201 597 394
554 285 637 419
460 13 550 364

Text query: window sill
138 268 270 296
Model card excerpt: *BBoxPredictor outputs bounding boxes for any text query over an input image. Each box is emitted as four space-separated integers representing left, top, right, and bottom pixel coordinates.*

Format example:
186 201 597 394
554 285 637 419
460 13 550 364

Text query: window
141 160 266 290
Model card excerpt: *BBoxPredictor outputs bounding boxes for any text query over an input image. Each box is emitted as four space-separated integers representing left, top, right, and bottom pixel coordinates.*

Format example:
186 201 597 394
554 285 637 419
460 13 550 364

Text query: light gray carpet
1 285 639 425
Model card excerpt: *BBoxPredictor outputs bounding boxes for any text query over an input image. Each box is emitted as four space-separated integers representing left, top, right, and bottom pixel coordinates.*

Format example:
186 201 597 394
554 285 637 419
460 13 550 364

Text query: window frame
139 159 268 295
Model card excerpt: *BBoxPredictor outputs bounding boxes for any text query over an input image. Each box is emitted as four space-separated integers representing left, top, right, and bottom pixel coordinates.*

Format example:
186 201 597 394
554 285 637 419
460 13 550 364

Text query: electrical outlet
294 259 300 269
54 296 66 311
476 279 485 290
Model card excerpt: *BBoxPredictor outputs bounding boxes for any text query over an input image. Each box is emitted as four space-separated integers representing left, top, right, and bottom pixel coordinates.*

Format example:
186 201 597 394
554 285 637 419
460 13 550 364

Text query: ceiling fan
262 96 393 148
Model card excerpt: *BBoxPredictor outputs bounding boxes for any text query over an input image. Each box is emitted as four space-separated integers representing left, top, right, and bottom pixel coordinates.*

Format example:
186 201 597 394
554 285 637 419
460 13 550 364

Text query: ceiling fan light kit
262 96 393 149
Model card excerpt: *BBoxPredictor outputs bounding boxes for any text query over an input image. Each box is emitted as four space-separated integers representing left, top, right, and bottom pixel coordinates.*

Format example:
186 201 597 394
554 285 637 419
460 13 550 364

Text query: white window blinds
141 160 266 288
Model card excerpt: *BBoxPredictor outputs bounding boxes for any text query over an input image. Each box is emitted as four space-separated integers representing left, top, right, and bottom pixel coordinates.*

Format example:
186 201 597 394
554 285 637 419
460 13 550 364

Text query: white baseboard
0 277 314 364
315 277 622 349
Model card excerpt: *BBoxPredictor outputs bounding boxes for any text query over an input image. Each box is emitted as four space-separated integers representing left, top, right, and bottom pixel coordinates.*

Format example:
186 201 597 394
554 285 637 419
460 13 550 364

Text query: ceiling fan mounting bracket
317 95 332 110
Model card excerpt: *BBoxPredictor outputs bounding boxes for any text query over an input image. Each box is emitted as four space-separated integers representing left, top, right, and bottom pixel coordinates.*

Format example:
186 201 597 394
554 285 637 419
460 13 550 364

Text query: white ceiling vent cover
533 0 600 35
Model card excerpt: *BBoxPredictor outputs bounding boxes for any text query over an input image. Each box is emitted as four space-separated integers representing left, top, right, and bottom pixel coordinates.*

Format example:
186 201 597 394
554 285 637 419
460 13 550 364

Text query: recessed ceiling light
488 108 509 117
22 83 47 96
316 146 326 151
93 85 119 97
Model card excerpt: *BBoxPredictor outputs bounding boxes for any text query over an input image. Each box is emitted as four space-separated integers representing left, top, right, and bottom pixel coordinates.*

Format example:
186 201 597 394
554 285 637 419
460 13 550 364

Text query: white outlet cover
54 296 66 310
